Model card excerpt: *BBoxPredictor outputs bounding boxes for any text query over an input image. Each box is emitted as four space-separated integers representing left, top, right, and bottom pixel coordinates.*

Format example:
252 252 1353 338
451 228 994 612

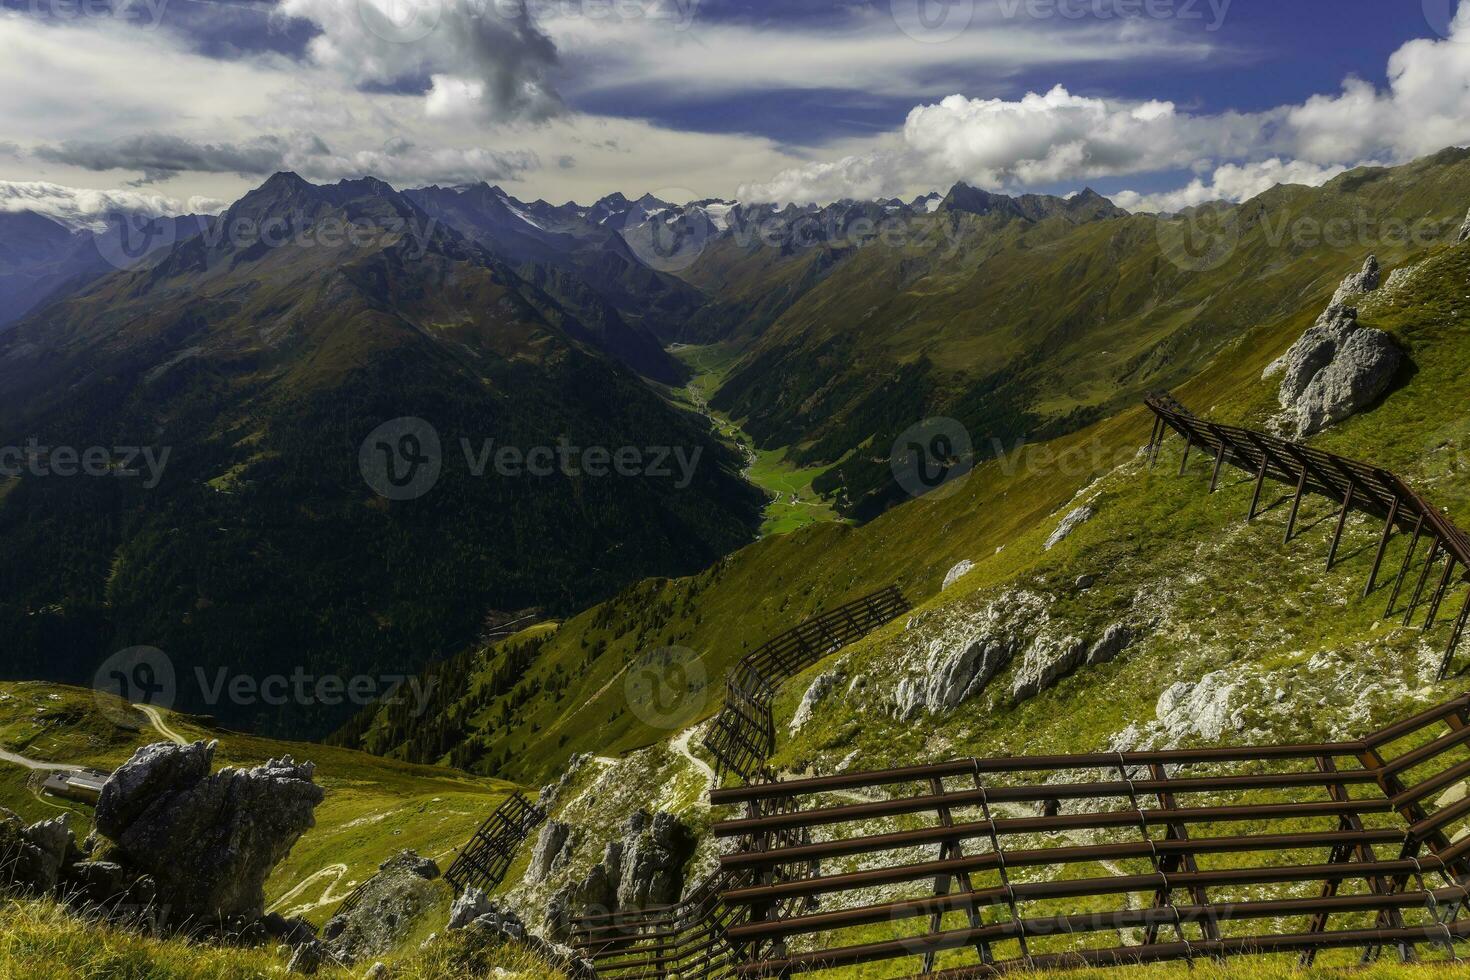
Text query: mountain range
9 150 1470 739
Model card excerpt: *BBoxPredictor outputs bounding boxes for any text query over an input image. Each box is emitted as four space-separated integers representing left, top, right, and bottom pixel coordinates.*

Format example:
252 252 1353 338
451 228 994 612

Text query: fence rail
703 586 911 783
444 791 546 895
707 694 1470 977
1145 392 1470 678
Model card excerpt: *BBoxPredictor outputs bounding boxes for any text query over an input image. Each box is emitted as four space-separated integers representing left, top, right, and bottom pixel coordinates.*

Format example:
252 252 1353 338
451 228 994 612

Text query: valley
671 342 845 537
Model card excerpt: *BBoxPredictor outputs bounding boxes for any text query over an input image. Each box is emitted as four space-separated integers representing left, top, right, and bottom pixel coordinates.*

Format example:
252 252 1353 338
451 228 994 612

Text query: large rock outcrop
616 810 693 910
321 851 442 965
526 820 574 883
892 592 1046 721
447 888 594 980
1271 303 1401 438
1458 207 1470 243
1265 257 1402 437
0 810 76 895
95 740 323 919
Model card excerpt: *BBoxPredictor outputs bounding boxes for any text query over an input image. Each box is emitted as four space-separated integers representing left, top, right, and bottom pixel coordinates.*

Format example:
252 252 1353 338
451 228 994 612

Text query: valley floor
672 343 845 536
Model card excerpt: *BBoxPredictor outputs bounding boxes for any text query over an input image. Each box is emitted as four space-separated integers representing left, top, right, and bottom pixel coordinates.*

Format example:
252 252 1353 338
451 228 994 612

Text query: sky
3 0 1470 225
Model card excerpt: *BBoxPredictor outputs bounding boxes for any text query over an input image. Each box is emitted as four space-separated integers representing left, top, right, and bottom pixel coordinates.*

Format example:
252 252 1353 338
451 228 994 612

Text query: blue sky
2 0 1469 221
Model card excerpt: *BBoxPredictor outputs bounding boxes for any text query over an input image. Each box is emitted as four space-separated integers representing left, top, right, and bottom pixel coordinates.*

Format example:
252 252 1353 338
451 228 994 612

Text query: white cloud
544 5 1218 102
0 180 212 230
278 0 562 122
742 4 1470 209
1111 159 1352 214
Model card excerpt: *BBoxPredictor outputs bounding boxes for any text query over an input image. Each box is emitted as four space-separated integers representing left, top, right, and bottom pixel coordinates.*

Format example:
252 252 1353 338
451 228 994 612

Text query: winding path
267 863 353 918
137 705 188 745
672 726 715 795
0 748 71 772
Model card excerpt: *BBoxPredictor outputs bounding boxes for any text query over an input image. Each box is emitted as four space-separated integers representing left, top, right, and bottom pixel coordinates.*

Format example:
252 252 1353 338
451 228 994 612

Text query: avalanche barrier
1146 392 1470 679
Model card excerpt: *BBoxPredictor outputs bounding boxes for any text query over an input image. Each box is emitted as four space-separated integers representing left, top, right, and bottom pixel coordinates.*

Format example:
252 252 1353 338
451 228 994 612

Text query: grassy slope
366 171 1470 802
0 897 567 980
0 682 520 923
709 151 1470 511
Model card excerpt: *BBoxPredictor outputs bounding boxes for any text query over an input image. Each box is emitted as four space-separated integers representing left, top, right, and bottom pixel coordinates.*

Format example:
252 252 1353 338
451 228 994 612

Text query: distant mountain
0 210 213 328
405 184 702 380
0 172 762 738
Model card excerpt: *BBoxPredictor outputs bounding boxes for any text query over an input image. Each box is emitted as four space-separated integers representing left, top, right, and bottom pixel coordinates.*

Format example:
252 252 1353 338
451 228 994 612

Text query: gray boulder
1275 304 1401 437
1044 505 1094 551
0 809 75 894
790 670 846 734
1459 207 1470 243
942 560 975 590
615 811 693 910
286 937 328 975
321 851 442 965
447 887 496 931
94 741 323 919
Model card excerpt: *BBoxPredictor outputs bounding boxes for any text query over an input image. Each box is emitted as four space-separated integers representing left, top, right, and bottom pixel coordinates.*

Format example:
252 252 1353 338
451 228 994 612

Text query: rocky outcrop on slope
94 740 323 919
1009 635 1088 703
1330 254 1381 306
447 888 595 980
321 851 442 965
1265 257 1402 437
1459 207 1470 243
892 591 1046 721
1044 506 1094 550
0 810 77 895
527 820 575 883
942 560 975 589
791 669 847 734
616 810 693 910
541 808 694 939
890 586 1145 722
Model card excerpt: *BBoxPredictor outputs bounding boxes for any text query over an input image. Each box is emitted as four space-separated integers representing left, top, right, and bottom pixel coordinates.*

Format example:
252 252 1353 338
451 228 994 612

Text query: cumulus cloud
1112 159 1353 214
278 0 562 122
743 5 1470 210
0 180 216 231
